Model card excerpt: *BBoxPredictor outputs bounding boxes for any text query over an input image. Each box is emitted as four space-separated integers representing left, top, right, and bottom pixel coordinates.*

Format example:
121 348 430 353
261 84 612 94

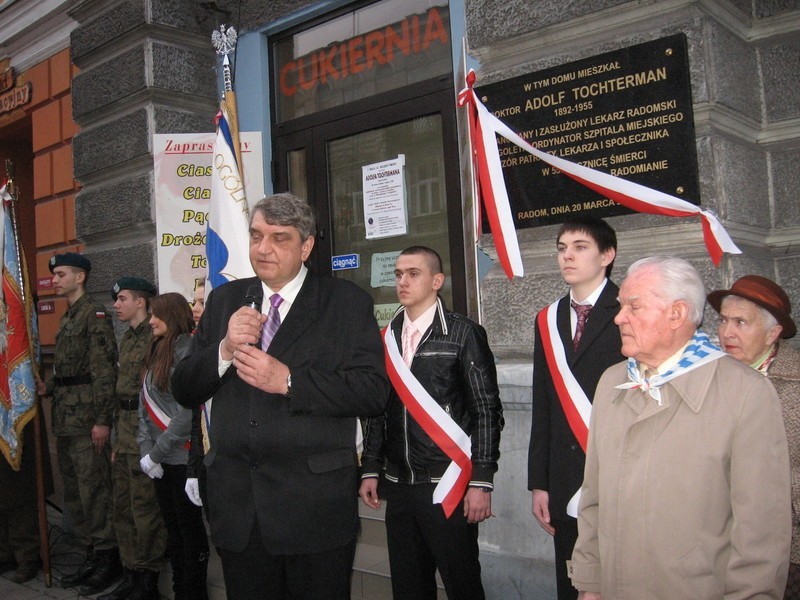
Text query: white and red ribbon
458 69 741 268
383 326 472 518
537 302 592 517
537 302 592 452
141 381 190 450
458 71 524 280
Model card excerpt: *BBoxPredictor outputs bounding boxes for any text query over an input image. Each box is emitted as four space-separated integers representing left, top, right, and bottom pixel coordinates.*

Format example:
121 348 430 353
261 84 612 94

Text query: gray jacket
137 334 193 466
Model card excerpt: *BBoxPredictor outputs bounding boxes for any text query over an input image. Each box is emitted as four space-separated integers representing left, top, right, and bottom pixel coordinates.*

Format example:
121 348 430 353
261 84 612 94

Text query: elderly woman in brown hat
708 275 799 599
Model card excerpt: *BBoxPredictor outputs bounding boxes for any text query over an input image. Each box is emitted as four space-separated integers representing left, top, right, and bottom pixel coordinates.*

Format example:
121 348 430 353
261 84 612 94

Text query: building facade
1 0 798 597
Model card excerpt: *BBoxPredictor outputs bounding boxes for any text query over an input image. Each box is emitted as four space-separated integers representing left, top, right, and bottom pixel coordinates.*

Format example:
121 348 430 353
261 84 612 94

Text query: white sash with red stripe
383 326 472 518
537 301 591 517
141 379 190 450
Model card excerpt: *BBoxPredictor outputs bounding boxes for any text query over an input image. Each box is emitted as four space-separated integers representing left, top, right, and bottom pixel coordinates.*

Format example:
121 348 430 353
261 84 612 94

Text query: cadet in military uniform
39 252 121 594
99 277 166 600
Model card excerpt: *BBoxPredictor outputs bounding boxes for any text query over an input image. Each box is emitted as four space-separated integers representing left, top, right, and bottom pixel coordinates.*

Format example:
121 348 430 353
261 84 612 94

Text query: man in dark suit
527 217 623 600
172 193 388 600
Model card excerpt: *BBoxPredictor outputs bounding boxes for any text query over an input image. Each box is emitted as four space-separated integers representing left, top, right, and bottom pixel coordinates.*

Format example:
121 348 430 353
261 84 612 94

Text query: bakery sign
0 67 32 115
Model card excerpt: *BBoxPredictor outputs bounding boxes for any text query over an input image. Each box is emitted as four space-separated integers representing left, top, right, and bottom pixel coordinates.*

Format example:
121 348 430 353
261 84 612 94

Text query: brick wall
23 48 80 346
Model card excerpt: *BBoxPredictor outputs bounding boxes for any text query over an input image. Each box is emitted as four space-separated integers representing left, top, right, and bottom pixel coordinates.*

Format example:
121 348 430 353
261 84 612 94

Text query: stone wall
467 2 800 597
68 0 220 298
469 0 800 357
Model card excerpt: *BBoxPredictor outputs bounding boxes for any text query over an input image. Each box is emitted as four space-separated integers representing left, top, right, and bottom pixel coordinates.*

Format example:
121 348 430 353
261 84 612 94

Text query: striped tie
261 294 283 351
402 323 420 367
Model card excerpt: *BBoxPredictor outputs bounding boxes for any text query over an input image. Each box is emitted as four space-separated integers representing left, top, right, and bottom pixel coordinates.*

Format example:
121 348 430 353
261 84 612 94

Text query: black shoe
98 568 137 600
61 550 98 588
126 569 161 600
11 560 39 584
79 549 122 595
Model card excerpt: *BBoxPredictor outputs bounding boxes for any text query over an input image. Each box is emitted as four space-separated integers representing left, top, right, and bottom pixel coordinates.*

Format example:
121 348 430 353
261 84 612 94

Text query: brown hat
708 275 796 339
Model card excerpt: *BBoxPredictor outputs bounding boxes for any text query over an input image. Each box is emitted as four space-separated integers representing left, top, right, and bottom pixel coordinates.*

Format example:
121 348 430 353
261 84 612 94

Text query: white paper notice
362 155 407 240
370 251 402 288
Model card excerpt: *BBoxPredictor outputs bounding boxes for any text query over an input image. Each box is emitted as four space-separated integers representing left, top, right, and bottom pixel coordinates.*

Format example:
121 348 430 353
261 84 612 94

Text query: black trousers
218 524 356 600
153 463 209 600
383 479 485 600
553 518 579 600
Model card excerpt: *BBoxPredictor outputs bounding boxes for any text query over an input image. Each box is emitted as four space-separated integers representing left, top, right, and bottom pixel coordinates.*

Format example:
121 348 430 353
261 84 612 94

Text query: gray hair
720 295 779 330
250 193 316 240
626 256 706 325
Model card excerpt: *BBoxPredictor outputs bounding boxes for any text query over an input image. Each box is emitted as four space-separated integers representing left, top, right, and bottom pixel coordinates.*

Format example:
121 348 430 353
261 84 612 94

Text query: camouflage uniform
112 319 166 573
51 293 118 551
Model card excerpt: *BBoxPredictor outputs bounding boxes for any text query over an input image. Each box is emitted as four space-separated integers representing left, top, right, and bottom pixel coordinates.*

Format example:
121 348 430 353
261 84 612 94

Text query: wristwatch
285 373 292 398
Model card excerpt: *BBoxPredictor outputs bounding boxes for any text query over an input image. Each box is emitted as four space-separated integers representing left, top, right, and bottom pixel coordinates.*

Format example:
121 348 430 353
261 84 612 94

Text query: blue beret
112 277 157 301
49 252 91 273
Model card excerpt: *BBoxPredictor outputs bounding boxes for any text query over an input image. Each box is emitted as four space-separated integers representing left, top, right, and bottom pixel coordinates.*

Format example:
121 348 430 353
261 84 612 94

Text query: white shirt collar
261 264 308 318
404 300 438 336
570 278 608 307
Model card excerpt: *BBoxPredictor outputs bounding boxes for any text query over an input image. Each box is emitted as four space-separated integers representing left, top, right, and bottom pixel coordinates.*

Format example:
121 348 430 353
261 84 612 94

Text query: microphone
244 284 262 347
244 283 262 312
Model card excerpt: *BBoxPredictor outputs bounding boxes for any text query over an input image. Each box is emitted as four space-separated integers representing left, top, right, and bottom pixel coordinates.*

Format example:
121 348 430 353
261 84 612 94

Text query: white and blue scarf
615 331 726 405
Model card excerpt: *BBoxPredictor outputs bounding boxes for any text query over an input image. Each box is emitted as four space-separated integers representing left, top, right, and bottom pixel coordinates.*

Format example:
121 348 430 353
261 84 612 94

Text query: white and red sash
141 380 190 450
383 325 472 518
537 300 592 516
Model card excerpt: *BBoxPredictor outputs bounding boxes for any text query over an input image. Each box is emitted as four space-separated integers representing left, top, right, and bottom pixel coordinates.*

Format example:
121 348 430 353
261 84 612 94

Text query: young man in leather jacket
360 245 504 600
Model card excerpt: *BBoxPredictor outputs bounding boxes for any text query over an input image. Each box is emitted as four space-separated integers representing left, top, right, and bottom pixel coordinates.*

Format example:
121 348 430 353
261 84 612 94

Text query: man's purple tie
571 300 593 350
261 294 283 351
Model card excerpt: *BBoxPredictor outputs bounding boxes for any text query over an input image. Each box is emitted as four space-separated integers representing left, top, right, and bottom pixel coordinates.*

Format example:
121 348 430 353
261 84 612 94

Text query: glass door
325 113 453 322
274 88 465 323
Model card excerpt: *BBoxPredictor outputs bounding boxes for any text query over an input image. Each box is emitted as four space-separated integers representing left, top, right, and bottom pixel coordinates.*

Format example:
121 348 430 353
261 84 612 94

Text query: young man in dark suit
172 193 388 600
527 217 623 600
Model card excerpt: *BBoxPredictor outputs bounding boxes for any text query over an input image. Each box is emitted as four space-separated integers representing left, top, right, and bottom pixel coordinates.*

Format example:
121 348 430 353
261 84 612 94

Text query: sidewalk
1 506 226 600
1 560 227 600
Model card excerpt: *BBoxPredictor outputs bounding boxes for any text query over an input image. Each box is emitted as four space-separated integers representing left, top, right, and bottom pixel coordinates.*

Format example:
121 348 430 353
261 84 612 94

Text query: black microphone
244 284 262 347
244 283 262 312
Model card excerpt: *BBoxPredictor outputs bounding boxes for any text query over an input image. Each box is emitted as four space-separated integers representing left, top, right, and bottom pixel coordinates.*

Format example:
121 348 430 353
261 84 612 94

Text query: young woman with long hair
137 292 209 600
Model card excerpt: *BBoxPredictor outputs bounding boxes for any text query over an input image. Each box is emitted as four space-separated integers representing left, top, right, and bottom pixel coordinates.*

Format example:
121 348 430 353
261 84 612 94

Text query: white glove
140 455 163 479
185 477 203 506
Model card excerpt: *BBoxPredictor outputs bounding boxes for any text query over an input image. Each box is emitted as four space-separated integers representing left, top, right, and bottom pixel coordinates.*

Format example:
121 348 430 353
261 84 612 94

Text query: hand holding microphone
221 284 264 360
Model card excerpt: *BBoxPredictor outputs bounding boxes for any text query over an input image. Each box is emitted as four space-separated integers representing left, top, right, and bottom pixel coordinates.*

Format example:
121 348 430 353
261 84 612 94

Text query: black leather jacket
361 298 504 487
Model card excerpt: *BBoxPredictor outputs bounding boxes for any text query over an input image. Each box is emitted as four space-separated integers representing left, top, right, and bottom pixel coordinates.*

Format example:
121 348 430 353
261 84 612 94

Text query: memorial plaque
476 34 699 228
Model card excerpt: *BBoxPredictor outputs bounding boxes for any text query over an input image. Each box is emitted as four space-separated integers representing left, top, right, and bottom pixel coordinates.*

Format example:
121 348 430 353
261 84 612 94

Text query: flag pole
213 25 247 205
206 24 255 290
4 160 51 586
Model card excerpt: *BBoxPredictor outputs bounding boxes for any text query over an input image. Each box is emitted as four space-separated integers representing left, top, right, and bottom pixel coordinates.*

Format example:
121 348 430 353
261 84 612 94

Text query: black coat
172 274 388 554
527 281 623 520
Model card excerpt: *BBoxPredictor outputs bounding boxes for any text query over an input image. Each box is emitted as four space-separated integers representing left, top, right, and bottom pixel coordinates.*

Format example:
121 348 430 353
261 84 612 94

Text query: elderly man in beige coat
708 275 800 599
569 256 791 600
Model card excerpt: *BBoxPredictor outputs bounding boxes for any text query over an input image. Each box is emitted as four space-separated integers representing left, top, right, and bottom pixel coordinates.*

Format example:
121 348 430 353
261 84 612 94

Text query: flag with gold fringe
0 182 38 470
